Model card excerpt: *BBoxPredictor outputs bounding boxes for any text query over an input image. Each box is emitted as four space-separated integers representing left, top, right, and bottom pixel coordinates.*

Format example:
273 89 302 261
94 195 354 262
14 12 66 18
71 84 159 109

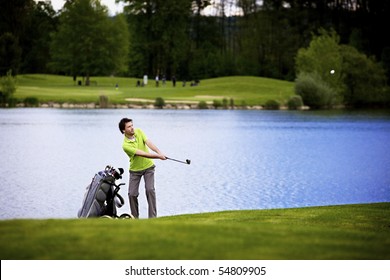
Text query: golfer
119 118 166 218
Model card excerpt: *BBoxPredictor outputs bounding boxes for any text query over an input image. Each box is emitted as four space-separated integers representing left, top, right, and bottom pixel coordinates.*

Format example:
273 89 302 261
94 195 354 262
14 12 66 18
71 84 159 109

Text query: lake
0 108 389 219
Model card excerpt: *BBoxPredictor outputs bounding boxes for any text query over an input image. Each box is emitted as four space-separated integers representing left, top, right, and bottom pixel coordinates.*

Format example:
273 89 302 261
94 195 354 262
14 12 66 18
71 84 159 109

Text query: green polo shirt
122 128 154 171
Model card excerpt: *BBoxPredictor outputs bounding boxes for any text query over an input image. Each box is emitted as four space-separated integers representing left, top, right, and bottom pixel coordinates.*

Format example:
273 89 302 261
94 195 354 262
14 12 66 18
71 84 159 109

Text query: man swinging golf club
119 118 167 218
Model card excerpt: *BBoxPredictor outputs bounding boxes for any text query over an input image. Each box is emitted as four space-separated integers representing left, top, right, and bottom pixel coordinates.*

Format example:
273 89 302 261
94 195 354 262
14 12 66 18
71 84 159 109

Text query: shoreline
10 101 310 110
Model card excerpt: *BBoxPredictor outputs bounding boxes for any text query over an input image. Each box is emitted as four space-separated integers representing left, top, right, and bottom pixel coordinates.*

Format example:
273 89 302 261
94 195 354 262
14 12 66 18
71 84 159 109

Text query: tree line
1 0 389 107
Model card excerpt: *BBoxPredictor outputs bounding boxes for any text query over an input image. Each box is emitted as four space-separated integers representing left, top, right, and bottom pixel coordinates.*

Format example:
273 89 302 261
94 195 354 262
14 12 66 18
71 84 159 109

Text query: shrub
198 101 208 109
213 99 222 109
24 97 39 107
264 99 280 110
154 97 165 109
229 98 235 109
8 97 18 107
295 72 335 109
0 70 17 106
287 95 304 110
99 95 109 108
222 98 228 109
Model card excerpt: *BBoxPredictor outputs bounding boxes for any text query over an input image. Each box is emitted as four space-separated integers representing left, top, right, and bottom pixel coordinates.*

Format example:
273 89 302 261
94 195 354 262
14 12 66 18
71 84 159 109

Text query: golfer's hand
159 154 167 160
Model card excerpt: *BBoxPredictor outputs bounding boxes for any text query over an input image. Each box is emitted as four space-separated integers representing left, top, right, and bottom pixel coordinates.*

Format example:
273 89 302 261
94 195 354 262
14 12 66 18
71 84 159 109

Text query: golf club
166 157 191 165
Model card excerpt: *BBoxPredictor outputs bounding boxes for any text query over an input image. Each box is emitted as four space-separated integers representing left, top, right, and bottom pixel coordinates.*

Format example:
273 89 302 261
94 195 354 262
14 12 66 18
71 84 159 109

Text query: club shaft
167 157 188 164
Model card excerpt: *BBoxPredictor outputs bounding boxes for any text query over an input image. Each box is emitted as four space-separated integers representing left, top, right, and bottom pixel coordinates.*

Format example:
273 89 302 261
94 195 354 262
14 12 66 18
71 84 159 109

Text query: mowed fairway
0 203 389 260
14 74 295 106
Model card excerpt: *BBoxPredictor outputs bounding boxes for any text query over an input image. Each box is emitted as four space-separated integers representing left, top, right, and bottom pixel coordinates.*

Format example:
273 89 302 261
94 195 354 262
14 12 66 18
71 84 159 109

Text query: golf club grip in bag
78 166 124 218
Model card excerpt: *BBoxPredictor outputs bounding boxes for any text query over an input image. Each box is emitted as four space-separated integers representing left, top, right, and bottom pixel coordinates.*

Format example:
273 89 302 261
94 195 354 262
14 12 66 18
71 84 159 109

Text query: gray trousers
128 165 157 218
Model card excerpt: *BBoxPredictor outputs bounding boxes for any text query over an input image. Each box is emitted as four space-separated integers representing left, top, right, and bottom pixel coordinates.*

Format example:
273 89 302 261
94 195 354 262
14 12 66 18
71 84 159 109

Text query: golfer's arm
135 149 161 159
145 139 164 156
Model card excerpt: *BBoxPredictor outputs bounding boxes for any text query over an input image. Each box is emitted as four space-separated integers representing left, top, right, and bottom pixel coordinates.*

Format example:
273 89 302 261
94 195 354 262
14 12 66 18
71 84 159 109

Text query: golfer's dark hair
119 118 132 134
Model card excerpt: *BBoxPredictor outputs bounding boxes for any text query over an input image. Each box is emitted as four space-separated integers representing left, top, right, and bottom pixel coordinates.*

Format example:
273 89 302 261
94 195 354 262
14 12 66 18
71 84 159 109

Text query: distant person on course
118 118 167 218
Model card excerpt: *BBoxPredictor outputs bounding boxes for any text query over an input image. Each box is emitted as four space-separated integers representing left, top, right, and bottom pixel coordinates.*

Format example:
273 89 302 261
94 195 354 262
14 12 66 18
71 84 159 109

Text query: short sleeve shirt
122 128 154 171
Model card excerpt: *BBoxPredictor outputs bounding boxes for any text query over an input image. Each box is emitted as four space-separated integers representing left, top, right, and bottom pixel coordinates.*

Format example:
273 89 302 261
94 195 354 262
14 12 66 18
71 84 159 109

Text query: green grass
14 74 295 106
1 203 389 260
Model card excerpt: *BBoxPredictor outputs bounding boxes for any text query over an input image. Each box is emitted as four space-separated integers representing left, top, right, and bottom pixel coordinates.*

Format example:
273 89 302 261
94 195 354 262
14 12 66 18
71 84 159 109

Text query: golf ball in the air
330 69 335 74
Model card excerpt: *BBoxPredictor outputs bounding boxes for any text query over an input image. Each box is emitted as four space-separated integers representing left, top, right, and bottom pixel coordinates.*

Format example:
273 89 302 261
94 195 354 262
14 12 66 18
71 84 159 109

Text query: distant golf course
14 74 295 107
1 203 389 260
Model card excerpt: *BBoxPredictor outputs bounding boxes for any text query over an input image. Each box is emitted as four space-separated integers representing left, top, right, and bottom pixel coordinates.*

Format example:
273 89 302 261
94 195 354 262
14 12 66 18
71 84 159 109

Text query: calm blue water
0 108 389 219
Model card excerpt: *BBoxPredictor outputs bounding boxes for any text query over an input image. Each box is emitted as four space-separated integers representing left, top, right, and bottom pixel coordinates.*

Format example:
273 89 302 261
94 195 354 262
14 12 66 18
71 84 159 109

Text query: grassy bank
14 74 295 107
1 203 389 260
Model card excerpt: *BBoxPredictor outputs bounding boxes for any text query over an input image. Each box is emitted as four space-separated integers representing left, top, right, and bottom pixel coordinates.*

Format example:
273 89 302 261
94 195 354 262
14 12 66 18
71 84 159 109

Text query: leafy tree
0 0 34 75
0 0 57 74
50 0 129 84
125 0 192 80
21 1 57 73
0 33 22 75
107 14 130 75
236 2 301 80
296 29 344 106
186 9 223 79
296 28 343 96
340 45 388 107
381 47 390 84
296 28 389 108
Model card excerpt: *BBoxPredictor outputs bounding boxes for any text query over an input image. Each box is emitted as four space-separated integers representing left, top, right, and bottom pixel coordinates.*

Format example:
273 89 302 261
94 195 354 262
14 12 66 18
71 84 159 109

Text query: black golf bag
78 165 131 218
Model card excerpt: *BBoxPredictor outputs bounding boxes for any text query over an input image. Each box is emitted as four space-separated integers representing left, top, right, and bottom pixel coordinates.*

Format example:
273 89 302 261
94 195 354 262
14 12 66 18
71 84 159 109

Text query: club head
186 159 191 165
